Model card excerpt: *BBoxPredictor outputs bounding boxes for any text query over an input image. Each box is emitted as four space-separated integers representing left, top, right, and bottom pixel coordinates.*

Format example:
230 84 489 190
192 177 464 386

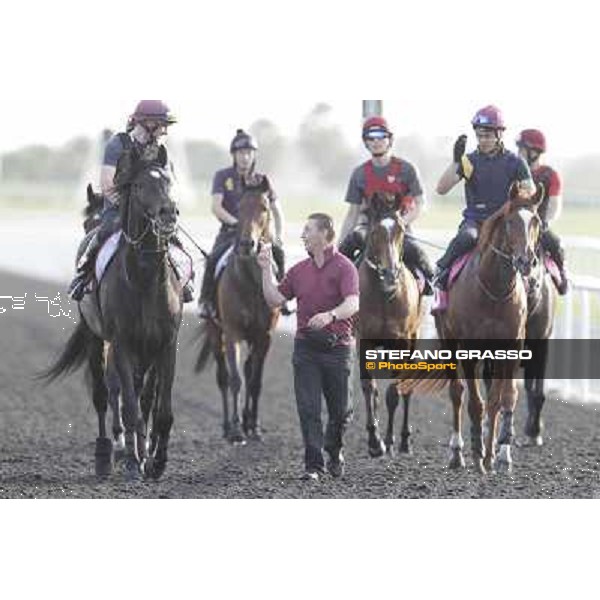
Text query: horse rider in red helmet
68 100 195 303
516 128 568 294
338 115 434 295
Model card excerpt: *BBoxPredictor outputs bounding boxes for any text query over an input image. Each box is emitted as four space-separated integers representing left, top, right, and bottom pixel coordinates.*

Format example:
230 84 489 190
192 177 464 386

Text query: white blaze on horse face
381 218 398 268
517 208 536 252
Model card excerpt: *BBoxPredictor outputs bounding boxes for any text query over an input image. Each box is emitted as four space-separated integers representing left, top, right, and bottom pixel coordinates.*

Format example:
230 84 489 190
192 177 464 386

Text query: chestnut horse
358 193 423 457
195 177 279 444
436 185 543 474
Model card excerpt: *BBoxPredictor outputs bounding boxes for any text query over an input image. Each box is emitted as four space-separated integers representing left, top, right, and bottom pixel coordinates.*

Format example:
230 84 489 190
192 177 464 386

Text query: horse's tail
38 320 95 382
194 319 221 373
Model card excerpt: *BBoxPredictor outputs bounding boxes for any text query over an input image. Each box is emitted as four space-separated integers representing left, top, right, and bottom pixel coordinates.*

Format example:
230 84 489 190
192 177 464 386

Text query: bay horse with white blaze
194 176 279 445
358 192 424 457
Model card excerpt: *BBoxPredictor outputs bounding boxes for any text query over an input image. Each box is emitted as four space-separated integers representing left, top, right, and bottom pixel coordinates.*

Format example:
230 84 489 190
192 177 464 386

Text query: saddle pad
215 246 234 280
95 231 194 287
448 251 473 288
95 232 122 282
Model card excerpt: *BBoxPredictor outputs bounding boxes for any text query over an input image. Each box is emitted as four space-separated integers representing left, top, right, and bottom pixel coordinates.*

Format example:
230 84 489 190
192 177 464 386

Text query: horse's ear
87 184 94 204
259 174 270 194
158 146 168 168
508 181 519 201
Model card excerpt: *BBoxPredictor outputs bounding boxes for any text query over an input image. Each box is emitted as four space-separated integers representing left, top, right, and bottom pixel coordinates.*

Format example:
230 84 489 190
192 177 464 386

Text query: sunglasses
364 131 390 140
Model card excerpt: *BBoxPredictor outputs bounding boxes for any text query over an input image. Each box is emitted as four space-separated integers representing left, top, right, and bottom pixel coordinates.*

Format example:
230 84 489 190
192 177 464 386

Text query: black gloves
453 134 467 164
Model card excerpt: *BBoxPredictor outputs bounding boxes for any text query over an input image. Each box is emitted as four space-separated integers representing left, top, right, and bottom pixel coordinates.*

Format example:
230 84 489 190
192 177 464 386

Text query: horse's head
236 175 271 258
365 192 406 294
123 165 179 247
480 182 544 277
83 184 104 233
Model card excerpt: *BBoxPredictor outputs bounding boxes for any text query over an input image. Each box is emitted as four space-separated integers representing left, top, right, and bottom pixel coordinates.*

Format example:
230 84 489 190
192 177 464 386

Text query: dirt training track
1 270 599 499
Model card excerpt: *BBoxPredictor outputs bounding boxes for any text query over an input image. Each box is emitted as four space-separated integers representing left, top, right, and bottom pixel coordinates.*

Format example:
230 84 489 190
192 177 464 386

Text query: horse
42 161 184 480
194 176 279 445
435 185 544 474
357 192 424 457
522 240 558 446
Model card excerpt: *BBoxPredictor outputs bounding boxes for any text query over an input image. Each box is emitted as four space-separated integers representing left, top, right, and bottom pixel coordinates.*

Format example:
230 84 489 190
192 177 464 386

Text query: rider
68 100 195 302
434 105 535 291
516 129 568 294
338 116 434 295
197 128 287 319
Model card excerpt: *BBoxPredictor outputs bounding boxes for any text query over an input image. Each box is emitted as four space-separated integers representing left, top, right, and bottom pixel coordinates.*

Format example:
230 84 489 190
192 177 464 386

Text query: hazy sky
2 0 598 160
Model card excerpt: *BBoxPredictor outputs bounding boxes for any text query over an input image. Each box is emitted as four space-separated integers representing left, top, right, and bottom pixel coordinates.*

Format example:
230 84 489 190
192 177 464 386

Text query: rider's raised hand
453 134 468 164
257 243 272 271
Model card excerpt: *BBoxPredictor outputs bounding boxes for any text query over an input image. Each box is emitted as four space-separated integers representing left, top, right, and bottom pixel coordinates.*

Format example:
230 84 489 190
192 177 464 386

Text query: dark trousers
292 339 354 472
540 228 565 266
436 219 481 269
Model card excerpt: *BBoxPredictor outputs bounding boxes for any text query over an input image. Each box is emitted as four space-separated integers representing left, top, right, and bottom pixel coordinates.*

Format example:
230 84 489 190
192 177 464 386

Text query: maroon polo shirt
278 246 359 345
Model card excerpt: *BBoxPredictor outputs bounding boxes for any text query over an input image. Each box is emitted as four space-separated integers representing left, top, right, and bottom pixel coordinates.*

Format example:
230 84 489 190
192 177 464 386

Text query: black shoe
326 452 345 478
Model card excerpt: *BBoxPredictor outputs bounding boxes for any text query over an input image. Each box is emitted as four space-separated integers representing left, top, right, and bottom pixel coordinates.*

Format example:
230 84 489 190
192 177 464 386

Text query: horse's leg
496 364 519 473
464 361 485 474
362 375 385 458
484 376 504 473
112 343 141 480
138 365 157 465
448 376 466 469
524 339 547 446
225 340 246 445
215 346 230 438
105 346 125 457
246 335 271 441
384 384 399 456
399 391 413 454
89 336 112 478
242 350 253 436
145 344 176 480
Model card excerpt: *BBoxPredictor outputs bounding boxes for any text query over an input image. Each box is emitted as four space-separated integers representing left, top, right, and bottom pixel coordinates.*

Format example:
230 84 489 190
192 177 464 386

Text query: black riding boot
68 228 109 301
171 235 195 303
403 235 434 296
434 223 479 291
339 230 365 264
197 257 217 319
542 229 568 295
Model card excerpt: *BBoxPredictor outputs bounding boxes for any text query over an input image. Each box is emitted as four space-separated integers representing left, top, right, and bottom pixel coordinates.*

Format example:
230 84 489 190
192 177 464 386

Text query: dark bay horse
195 177 279 444
522 243 557 446
358 193 423 457
43 164 183 480
436 186 543 474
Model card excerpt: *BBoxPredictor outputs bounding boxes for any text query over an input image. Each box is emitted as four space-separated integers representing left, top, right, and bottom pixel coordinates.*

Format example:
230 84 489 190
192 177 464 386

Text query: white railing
551 275 600 403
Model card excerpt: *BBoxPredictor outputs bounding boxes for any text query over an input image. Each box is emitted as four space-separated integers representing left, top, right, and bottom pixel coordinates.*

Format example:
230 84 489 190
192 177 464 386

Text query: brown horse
195 177 279 444
436 185 543 474
358 193 423 457
522 243 557 446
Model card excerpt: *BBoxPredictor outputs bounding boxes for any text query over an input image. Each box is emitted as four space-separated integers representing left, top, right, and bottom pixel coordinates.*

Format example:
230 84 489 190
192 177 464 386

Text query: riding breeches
436 219 481 269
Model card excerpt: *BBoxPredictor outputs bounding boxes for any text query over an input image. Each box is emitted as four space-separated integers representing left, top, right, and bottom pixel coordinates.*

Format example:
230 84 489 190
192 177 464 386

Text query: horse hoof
94 437 113 478
474 458 486 475
229 429 247 446
524 435 543 447
448 450 465 470
124 458 141 482
398 440 413 455
144 457 167 480
495 459 513 474
385 442 395 458
368 441 385 458
248 428 264 442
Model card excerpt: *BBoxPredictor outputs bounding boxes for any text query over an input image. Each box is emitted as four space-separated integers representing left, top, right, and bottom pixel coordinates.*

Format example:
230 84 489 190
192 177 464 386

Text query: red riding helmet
471 105 505 130
516 129 547 153
363 116 393 138
131 100 177 125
